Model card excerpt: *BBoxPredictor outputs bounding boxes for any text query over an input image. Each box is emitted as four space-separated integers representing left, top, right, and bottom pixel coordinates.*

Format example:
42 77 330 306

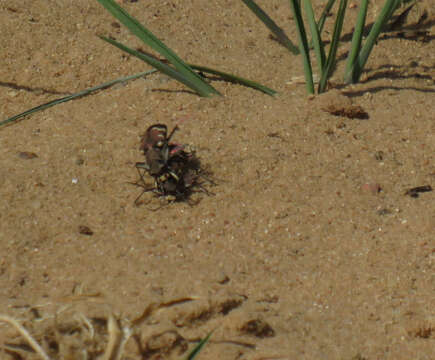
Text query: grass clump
97 0 219 98
97 0 276 97
0 297 212 360
2 0 276 127
243 0 413 94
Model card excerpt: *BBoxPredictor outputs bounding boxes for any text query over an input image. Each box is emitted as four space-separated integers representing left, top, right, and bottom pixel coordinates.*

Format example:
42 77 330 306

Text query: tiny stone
377 208 392 216
78 225 93 236
18 151 38 160
374 151 384 161
75 156 85 165
361 183 382 195
217 272 230 284
31 200 42 210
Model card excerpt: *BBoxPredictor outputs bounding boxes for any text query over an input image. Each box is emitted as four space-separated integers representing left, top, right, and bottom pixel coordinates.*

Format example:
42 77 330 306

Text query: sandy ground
0 1 434 359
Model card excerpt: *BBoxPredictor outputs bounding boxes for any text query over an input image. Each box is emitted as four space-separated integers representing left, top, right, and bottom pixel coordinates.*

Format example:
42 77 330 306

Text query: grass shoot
244 0 411 94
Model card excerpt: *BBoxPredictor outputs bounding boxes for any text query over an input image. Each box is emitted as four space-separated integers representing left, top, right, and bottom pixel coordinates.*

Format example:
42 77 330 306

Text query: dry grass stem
101 314 132 360
0 314 51 360
132 297 196 327
77 312 95 339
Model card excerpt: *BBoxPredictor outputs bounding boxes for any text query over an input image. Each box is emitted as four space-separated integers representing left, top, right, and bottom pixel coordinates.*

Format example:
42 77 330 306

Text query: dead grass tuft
0 296 199 360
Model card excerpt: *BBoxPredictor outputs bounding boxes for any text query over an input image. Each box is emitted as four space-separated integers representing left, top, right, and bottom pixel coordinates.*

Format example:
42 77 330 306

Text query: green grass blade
0 70 155 127
303 0 326 76
183 331 213 360
318 0 348 93
100 36 219 96
189 64 277 96
1 42 276 128
97 0 219 96
102 36 275 96
288 0 314 94
307 0 336 49
350 0 400 83
317 0 337 35
344 0 369 83
241 0 299 54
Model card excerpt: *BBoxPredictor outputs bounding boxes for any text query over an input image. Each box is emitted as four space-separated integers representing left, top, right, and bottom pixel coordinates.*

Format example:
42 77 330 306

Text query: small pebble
75 156 85 165
361 183 382 195
217 272 230 285
78 225 93 236
18 151 38 160
377 208 392 216
374 151 385 161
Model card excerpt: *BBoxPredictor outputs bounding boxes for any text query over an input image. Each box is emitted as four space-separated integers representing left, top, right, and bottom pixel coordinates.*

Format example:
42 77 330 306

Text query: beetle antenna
167 125 179 142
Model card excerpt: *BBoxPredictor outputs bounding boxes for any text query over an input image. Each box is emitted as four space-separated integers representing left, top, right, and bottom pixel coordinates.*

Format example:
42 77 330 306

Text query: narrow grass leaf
318 0 348 93
97 0 219 96
344 0 369 83
288 0 314 94
241 0 299 54
0 71 155 127
101 37 274 96
317 0 338 35
350 0 401 83
307 0 336 50
100 36 217 96
303 0 325 76
183 331 213 360
189 64 277 96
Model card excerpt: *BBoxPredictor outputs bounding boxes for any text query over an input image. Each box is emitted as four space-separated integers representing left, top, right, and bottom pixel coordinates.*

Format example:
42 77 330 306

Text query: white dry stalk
101 314 132 360
286 73 320 84
0 314 51 360
76 312 95 340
